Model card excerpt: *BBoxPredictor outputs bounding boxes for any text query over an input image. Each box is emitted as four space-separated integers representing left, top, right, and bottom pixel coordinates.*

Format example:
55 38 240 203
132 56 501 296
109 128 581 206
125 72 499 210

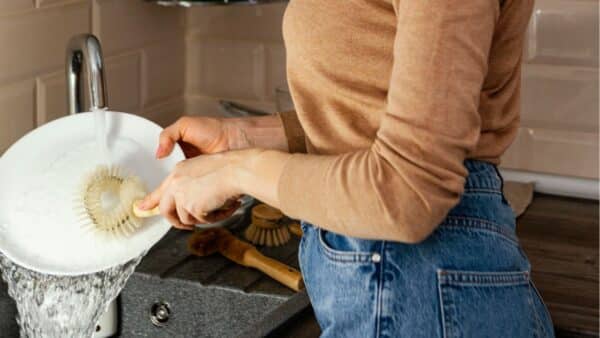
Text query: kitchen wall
184 3 288 116
184 1 599 180
0 1 597 180
501 0 599 179
0 0 186 154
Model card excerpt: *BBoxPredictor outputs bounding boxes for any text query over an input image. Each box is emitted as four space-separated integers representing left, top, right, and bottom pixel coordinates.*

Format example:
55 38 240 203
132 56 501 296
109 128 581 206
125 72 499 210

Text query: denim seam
438 269 530 286
437 271 448 338
298 230 310 293
374 242 385 338
316 228 374 263
530 281 553 328
463 188 502 194
529 283 543 338
529 281 550 337
463 178 502 190
441 216 518 244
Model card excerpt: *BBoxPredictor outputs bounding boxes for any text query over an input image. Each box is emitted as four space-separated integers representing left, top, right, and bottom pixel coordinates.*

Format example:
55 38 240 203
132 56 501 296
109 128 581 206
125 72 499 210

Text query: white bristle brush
75 165 160 238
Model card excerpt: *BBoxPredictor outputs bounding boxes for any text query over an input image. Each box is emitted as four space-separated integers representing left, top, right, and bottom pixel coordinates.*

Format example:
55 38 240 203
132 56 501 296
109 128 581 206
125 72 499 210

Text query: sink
0 214 308 338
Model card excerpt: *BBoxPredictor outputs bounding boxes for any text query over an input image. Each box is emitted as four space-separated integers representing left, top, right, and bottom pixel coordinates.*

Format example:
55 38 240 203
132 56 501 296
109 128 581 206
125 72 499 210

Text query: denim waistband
463 160 503 194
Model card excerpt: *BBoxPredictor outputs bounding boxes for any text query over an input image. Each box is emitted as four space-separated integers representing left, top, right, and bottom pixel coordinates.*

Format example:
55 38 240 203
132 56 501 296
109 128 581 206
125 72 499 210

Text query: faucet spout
66 34 108 115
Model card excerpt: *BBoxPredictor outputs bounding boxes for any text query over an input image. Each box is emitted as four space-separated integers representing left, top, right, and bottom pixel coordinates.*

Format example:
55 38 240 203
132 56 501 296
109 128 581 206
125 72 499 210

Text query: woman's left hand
137 152 244 230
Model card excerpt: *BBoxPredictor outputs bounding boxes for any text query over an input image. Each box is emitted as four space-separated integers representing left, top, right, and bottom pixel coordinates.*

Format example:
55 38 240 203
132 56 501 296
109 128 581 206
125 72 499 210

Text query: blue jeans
298 160 554 338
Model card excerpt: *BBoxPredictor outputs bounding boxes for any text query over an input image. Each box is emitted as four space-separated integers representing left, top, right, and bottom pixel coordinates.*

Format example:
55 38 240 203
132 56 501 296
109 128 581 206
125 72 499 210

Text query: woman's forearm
225 115 289 152
231 149 289 209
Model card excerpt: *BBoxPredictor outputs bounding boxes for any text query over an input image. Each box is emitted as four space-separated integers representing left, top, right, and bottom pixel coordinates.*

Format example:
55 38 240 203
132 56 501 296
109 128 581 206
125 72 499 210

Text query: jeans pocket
317 228 377 264
437 269 545 338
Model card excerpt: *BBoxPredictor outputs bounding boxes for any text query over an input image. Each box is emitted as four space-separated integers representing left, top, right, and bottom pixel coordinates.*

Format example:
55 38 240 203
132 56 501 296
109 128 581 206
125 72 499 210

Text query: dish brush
189 227 304 292
75 165 159 237
244 204 291 247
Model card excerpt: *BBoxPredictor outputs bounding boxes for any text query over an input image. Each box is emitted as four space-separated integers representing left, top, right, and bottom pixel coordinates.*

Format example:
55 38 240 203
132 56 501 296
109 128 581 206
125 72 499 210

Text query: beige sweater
277 0 533 241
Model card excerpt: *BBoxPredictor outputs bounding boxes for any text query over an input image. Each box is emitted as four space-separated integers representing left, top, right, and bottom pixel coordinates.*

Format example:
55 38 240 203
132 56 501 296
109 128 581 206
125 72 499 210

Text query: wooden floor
270 193 599 338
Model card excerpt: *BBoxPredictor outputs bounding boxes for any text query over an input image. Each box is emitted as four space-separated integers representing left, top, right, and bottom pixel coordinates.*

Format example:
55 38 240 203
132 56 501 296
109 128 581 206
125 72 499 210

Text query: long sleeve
277 0 500 242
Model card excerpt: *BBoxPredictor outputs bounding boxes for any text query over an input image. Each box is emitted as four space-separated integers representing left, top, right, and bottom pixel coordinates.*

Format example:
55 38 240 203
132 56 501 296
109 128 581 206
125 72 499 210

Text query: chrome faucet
66 34 107 114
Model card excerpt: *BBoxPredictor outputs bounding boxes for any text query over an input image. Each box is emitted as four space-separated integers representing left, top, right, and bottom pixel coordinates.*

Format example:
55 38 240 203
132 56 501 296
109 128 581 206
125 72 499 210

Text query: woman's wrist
223 116 289 152
225 148 290 209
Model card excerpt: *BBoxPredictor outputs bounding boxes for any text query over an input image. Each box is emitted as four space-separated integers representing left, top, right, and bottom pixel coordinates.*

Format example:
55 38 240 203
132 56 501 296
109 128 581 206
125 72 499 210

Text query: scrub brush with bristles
75 165 160 237
244 204 291 247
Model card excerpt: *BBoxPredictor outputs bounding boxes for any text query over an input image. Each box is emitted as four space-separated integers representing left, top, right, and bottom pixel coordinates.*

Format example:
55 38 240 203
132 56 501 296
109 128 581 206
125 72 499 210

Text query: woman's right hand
155 116 232 159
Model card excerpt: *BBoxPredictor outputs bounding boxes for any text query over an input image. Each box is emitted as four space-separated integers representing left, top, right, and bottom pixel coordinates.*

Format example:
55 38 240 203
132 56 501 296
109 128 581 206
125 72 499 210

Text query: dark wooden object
271 193 599 338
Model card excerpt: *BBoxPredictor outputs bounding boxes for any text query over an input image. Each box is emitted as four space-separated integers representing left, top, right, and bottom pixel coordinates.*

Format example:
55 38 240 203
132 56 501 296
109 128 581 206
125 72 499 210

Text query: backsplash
184 3 287 116
501 0 599 179
0 1 597 180
0 0 186 153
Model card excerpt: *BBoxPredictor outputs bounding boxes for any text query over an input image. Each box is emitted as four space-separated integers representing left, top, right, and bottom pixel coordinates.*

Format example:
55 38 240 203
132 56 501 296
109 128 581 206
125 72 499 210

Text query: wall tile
36 53 144 122
105 52 142 113
0 1 35 16
186 3 286 42
0 3 89 86
36 70 67 125
265 43 287 101
94 0 185 56
187 39 266 100
0 80 36 153
184 95 276 118
525 0 599 67
521 64 599 133
142 96 184 127
502 127 598 179
37 0 85 8
141 40 185 106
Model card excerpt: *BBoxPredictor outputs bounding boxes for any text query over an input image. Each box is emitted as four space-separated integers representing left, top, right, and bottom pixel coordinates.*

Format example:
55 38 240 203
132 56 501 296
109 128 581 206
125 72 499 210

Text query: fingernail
155 145 164 158
138 199 148 210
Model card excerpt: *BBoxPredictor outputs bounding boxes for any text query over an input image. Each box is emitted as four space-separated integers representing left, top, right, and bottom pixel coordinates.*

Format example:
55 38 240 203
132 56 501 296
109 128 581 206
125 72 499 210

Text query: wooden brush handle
242 249 304 292
132 199 240 219
288 222 303 237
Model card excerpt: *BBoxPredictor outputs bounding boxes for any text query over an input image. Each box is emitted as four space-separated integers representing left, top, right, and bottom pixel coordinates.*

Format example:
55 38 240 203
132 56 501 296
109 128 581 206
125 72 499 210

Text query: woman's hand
139 152 246 229
156 114 290 159
144 113 290 229
156 116 230 159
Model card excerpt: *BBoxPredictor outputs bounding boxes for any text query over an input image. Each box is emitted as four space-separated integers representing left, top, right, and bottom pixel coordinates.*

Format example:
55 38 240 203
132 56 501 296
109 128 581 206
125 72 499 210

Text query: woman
139 0 554 336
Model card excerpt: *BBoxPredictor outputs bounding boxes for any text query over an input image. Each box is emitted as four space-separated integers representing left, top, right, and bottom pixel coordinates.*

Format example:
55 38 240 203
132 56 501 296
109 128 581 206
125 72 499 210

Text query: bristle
75 165 148 238
244 222 292 247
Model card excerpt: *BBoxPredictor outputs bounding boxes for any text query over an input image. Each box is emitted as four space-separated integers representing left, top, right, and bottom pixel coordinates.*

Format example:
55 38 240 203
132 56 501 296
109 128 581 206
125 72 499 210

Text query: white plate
0 111 184 275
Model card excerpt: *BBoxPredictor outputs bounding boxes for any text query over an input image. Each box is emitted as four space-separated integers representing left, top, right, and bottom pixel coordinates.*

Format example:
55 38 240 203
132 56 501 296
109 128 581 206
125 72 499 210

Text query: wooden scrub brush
75 165 159 237
76 164 241 237
244 204 291 247
189 227 304 291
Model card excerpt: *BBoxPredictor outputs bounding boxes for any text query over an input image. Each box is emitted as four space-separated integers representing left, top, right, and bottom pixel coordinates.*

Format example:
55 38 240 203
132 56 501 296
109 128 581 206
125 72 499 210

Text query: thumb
139 178 170 210
156 122 183 159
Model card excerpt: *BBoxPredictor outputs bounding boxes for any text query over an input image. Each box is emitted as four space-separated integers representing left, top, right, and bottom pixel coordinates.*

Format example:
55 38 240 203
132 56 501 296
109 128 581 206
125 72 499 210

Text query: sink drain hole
150 301 171 327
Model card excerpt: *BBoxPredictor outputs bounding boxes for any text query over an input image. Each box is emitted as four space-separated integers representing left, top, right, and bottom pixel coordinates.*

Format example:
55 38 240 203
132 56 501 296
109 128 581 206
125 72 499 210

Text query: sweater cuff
278 111 307 153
